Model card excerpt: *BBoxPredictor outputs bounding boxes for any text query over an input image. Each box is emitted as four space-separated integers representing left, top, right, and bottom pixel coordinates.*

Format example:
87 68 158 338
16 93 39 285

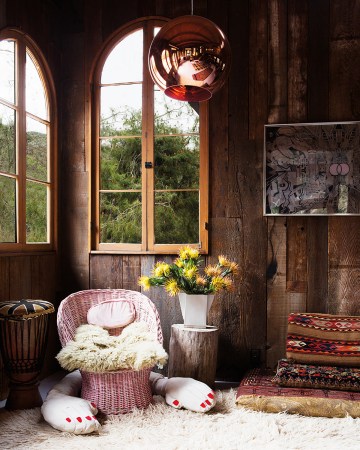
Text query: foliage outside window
92 18 209 253
0 29 55 251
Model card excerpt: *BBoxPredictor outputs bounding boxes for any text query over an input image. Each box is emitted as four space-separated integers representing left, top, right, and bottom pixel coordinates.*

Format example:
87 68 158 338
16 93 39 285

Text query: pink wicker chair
57 289 164 415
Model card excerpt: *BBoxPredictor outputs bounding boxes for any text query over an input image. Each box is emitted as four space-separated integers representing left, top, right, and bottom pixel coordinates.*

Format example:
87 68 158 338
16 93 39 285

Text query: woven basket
80 367 153 415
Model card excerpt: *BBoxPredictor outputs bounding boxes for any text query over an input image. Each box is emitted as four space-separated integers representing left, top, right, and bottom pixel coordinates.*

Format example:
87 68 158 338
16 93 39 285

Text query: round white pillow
87 299 135 329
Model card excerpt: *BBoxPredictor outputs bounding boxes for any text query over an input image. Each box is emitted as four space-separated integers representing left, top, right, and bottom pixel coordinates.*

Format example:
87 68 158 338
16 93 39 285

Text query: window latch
145 161 153 168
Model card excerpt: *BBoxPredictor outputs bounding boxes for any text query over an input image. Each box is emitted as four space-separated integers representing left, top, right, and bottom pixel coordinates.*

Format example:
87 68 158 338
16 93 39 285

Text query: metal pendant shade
148 15 231 102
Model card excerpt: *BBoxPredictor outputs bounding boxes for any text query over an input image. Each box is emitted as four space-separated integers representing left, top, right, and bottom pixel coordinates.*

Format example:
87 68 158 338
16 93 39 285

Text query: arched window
92 18 209 254
0 29 56 251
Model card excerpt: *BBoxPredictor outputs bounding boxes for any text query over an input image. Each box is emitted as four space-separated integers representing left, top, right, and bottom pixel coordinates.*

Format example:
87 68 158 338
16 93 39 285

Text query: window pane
26 50 48 120
100 192 141 243
154 191 199 244
101 30 143 84
100 84 142 136
27 117 48 181
154 135 199 189
0 39 15 104
154 87 199 134
0 175 16 242
26 181 48 243
100 138 141 190
0 104 16 174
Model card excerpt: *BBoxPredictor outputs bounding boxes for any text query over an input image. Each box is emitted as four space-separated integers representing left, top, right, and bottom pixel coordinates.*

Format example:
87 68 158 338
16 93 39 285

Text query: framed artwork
264 121 360 215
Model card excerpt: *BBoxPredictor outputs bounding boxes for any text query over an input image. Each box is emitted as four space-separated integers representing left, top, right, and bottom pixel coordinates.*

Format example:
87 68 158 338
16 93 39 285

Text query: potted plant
138 246 239 328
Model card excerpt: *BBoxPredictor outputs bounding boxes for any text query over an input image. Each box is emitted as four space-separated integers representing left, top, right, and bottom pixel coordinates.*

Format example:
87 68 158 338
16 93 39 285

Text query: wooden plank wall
1 0 360 383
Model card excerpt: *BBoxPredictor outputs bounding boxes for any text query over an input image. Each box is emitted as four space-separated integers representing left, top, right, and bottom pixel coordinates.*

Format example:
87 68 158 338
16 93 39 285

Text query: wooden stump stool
0 299 55 410
168 324 219 387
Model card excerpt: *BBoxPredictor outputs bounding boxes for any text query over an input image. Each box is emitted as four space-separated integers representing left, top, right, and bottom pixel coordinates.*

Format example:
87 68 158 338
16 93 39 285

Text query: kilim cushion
236 368 360 418
0 299 55 320
286 312 360 367
273 358 360 392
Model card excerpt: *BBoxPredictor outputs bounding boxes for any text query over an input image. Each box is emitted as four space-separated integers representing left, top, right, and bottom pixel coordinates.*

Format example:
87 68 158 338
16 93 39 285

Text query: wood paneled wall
1 0 360 382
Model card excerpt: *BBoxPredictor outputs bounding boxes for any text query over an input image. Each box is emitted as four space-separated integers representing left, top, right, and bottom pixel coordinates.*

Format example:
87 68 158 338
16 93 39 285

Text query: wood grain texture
168 324 219 387
266 217 288 369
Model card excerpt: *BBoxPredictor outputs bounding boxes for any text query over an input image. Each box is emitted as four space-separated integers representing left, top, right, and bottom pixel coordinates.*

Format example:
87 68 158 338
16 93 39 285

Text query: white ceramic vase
178 293 215 328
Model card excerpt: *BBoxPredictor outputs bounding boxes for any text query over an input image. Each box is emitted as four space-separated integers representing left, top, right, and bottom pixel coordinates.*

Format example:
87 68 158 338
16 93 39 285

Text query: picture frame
264 121 360 215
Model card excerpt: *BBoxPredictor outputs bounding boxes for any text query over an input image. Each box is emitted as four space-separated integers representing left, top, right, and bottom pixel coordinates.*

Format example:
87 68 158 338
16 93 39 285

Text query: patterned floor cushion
236 368 360 418
286 312 360 367
273 358 360 391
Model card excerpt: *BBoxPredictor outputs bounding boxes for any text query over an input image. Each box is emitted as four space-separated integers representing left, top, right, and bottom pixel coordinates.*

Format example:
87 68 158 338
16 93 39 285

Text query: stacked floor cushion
286 312 360 367
236 368 360 418
236 313 360 418
272 358 360 391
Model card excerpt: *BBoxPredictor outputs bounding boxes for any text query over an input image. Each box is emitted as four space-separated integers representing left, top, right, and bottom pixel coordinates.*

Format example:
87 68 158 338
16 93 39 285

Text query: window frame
0 28 57 252
91 18 209 255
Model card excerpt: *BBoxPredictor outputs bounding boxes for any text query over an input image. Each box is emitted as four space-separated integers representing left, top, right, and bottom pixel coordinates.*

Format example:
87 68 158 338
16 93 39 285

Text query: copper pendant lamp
148 11 231 102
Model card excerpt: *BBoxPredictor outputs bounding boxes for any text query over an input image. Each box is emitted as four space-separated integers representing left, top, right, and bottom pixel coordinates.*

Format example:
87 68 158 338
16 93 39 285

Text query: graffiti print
264 122 360 215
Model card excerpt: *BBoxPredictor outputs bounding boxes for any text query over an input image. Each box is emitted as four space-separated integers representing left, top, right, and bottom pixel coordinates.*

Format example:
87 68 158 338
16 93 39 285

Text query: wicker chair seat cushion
0 299 55 320
286 312 360 367
87 299 136 329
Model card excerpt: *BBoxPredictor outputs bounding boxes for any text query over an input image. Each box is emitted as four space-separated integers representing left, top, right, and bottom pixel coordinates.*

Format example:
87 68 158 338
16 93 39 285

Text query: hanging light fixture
148 5 231 102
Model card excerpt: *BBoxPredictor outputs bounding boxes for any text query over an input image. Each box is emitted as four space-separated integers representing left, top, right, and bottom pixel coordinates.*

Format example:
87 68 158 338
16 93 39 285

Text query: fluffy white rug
1 389 360 450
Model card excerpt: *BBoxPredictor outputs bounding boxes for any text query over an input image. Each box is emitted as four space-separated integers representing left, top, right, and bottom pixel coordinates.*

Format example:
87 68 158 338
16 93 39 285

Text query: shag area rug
1 389 360 450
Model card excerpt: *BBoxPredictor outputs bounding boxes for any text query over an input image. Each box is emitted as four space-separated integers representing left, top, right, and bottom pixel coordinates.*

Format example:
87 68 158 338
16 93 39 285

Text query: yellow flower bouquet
138 246 238 297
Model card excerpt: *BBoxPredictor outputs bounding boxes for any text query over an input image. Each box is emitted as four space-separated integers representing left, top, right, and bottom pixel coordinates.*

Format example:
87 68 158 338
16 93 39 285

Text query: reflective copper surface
149 15 231 102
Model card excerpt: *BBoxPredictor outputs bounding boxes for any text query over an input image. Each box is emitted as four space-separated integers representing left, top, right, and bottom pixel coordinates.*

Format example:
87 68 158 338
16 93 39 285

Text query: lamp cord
191 0 193 15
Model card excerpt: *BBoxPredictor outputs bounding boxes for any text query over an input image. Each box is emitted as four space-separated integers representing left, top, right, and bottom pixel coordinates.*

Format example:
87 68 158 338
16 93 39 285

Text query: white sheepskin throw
56 322 168 373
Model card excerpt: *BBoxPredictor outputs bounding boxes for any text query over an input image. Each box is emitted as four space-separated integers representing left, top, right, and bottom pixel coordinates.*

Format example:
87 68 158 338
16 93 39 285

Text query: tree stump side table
0 299 55 410
168 324 219 387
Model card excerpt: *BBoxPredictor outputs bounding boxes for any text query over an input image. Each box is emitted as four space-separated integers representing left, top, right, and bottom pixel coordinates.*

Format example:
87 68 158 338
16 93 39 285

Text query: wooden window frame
0 28 57 253
91 18 209 255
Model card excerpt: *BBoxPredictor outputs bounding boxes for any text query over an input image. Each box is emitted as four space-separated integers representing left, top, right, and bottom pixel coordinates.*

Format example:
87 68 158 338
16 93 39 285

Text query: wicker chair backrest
57 289 163 347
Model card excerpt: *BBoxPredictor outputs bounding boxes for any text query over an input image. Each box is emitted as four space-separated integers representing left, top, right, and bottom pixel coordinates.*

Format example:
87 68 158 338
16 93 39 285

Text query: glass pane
27 117 48 181
0 175 16 243
0 104 16 173
26 181 47 243
101 29 143 84
154 191 199 244
26 50 48 120
100 84 142 136
0 39 15 104
155 87 199 134
100 192 141 244
100 138 141 190
154 135 199 189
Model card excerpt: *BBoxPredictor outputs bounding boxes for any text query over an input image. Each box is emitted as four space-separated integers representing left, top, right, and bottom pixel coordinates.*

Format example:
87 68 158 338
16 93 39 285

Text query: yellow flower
222 277 234 290
164 279 180 297
174 258 184 268
228 262 239 275
153 261 171 277
196 276 207 286
204 265 222 277
218 255 232 267
179 246 199 260
138 276 151 291
211 276 229 292
184 266 198 279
